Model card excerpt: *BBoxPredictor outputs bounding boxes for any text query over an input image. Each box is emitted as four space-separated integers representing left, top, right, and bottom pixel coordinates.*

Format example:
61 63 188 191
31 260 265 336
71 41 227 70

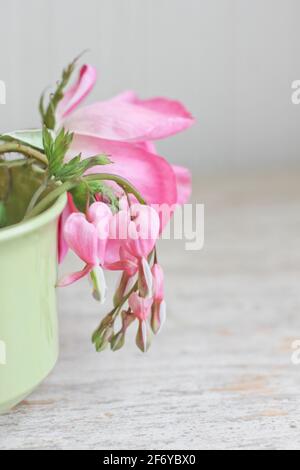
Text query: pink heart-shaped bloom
129 292 153 322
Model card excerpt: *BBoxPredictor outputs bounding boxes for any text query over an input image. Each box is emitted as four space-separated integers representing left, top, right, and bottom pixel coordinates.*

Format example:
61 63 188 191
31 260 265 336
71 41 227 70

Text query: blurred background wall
0 0 300 173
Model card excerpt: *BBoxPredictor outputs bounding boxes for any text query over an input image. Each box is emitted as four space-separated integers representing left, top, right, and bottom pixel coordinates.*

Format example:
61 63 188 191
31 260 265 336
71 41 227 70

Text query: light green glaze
0 194 67 414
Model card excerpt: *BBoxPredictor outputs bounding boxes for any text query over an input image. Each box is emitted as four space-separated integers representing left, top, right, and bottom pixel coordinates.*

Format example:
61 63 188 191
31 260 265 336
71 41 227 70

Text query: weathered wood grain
0 170 300 450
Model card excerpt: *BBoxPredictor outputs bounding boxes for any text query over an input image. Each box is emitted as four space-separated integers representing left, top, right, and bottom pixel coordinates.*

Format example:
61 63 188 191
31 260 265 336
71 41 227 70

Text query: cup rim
0 193 67 243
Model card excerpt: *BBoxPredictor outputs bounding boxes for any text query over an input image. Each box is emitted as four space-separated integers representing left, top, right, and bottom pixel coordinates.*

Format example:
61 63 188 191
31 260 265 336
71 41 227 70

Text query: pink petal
105 246 138 275
64 213 99 265
129 292 153 321
172 165 192 205
136 141 157 153
57 264 92 287
105 210 131 266
68 135 178 209
136 143 192 205
106 258 138 275
58 193 75 264
87 202 112 259
126 205 160 259
87 201 112 226
57 65 97 121
152 264 165 301
139 257 153 298
62 94 195 142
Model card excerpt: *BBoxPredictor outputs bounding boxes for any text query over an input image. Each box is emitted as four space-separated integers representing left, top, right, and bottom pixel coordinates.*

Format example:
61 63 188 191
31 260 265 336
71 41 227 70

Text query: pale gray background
1 0 300 172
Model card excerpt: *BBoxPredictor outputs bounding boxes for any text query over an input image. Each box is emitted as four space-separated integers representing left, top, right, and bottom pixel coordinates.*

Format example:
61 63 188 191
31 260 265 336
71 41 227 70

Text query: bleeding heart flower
125 204 160 259
129 292 153 352
58 202 112 303
129 292 153 322
106 203 160 299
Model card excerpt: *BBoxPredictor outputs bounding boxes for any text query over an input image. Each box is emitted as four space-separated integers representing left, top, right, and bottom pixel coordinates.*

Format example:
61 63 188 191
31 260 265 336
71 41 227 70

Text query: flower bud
129 292 153 321
113 272 136 307
89 266 107 304
136 320 152 353
138 258 153 298
151 300 167 335
121 310 136 331
152 263 164 301
110 331 126 352
92 315 114 352
94 326 114 352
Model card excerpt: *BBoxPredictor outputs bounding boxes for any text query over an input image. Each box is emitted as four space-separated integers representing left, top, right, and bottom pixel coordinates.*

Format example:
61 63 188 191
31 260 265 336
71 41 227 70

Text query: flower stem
0 158 35 169
24 175 50 216
24 173 146 220
83 174 146 205
23 179 75 220
0 142 48 165
93 280 138 338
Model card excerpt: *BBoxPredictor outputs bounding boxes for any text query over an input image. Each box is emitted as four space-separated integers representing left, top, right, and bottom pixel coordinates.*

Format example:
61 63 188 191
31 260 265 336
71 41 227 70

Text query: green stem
112 281 138 319
83 174 146 205
0 143 47 165
23 179 74 220
93 281 139 337
24 175 50 216
0 158 35 169
24 173 146 220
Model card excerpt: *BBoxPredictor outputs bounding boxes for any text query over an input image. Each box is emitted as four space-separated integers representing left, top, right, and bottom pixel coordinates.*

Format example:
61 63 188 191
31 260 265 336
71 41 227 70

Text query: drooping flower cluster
0 57 194 353
59 197 166 351
51 62 194 352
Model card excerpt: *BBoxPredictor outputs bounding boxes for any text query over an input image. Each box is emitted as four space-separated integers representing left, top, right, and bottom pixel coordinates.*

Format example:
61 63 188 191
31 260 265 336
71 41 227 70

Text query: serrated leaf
0 129 44 150
43 127 74 177
43 55 82 130
56 154 111 181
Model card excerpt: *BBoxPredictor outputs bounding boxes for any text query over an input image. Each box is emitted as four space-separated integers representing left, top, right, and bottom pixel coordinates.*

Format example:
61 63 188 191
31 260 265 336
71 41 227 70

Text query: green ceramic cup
0 194 67 413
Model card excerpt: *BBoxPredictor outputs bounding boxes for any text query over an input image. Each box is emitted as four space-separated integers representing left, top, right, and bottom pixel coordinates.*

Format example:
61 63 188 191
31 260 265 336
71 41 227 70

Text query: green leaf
39 91 46 122
0 129 44 150
43 127 74 177
43 54 83 130
56 154 111 181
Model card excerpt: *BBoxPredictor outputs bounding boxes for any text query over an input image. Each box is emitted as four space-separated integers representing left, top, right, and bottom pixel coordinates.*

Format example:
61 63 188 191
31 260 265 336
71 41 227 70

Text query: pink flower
57 65 194 263
58 202 112 303
106 203 160 297
107 200 161 264
129 292 153 352
129 292 153 322
61 65 195 207
125 204 160 260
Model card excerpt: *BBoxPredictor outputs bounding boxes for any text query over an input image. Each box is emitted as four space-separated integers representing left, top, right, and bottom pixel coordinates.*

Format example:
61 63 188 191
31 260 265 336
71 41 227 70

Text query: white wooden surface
0 170 300 450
